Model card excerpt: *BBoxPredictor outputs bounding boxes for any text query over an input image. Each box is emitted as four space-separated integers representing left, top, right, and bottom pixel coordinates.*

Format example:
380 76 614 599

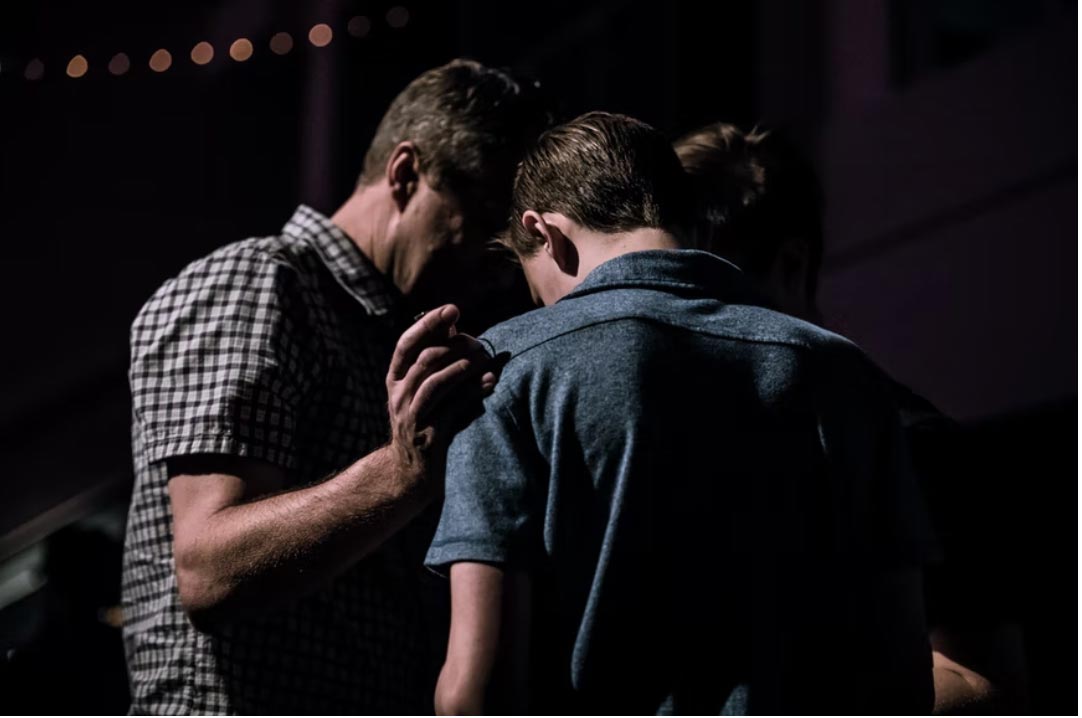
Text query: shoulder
476 304 554 356
476 300 639 391
476 291 886 408
708 302 859 355
477 291 685 360
710 305 893 392
168 234 309 291
135 235 313 322
129 235 327 361
482 294 865 363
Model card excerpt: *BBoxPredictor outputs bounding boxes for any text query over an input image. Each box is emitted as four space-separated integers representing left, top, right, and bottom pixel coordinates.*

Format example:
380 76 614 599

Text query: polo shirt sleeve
425 393 541 576
129 248 316 470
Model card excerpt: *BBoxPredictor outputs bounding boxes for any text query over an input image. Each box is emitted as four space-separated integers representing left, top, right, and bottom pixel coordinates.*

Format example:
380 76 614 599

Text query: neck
329 187 394 278
577 226 681 275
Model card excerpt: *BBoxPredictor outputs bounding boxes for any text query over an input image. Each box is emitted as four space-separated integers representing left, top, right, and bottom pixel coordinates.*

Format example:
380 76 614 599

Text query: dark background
0 0 1076 713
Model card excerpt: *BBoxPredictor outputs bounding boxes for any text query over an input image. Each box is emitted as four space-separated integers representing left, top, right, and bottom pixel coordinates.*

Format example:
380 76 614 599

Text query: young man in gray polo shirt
426 112 935 714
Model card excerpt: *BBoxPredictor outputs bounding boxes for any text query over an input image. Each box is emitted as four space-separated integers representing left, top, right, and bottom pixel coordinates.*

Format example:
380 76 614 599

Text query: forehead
420 185 511 253
439 181 510 234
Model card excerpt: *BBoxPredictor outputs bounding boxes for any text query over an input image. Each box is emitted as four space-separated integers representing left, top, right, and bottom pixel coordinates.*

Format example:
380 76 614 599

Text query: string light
229 38 254 62
386 6 409 29
347 16 371 38
190 41 214 65
308 24 333 47
108 53 130 76
66 54 89 78
14 9 410 82
269 32 293 55
149 49 172 72
24 58 44 81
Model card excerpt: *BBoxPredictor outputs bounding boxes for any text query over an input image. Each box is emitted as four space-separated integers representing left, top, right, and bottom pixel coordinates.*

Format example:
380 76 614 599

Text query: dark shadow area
959 401 1078 716
1 514 130 714
0 0 1074 713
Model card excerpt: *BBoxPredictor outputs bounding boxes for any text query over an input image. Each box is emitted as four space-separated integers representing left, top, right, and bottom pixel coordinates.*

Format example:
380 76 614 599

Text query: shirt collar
560 249 769 306
282 204 401 317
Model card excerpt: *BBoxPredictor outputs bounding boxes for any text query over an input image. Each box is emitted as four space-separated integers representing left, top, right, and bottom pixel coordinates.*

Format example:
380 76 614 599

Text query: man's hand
386 304 498 481
930 624 1028 713
168 305 499 632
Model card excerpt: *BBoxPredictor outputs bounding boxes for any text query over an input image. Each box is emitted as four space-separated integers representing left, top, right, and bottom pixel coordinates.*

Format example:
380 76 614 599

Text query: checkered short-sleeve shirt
121 206 447 714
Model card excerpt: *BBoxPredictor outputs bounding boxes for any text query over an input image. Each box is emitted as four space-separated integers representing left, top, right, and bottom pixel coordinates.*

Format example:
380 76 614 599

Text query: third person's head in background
675 123 824 323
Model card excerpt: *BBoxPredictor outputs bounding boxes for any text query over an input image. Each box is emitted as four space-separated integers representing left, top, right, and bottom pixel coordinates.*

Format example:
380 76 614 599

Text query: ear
385 142 421 212
520 210 548 249
522 211 578 276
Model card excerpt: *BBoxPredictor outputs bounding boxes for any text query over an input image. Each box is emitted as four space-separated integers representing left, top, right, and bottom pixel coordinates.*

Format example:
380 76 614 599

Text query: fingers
410 347 499 421
388 304 460 381
397 333 488 400
385 306 502 457
426 364 498 436
410 357 475 420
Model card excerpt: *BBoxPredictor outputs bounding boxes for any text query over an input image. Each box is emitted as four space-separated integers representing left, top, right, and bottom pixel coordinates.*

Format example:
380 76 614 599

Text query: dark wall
0 1 1075 712
756 1 1076 713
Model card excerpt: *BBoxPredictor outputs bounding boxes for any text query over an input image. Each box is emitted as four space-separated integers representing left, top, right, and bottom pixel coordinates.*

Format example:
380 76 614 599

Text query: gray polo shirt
426 249 934 714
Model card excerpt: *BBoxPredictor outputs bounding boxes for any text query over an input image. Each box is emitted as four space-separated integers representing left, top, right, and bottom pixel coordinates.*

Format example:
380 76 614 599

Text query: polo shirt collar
282 204 401 317
561 249 767 306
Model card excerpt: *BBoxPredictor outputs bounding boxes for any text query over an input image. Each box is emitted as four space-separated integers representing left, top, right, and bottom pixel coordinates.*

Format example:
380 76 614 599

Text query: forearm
931 625 1027 714
175 444 433 628
435 565 531 715
932 655 995 714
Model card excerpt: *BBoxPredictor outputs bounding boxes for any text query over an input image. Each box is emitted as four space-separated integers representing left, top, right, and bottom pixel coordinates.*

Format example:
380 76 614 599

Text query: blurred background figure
0 1 1075 713
675 122 1029 713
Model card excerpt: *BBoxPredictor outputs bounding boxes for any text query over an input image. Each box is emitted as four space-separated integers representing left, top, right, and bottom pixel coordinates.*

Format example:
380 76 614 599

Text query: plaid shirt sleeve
129 246 318 470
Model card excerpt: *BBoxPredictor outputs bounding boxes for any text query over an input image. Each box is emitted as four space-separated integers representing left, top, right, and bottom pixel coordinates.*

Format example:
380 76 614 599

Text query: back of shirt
426 250 933 714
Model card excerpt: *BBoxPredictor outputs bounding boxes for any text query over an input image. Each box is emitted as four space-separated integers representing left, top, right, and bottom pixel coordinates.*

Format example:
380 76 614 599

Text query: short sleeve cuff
142 430 297 470
424 539 517 577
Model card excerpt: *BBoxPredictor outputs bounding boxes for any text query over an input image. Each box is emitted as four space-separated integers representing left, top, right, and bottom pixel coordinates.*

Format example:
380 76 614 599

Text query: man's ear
521 211 578 276
386 142 420 212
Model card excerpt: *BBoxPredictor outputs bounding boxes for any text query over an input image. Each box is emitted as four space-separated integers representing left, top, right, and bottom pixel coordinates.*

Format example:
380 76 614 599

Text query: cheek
404 186 454 243
413 202 445 244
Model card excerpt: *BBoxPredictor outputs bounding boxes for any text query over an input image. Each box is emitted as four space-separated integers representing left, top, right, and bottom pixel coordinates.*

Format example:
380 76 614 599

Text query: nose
448 214 466 246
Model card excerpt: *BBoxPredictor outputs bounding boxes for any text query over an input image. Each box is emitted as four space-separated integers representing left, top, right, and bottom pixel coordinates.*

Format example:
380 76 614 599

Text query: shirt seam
140 430 298 468
492 314 824 370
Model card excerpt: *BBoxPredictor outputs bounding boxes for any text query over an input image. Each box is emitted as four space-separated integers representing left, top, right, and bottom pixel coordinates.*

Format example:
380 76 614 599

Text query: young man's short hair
503 111 692 256
674 123 824 295
360 58 553 226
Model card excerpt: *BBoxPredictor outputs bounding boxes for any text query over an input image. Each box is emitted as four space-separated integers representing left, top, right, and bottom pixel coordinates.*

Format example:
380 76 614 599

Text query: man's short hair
674 123 824 294
360 58 553 226
503 111 691 256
